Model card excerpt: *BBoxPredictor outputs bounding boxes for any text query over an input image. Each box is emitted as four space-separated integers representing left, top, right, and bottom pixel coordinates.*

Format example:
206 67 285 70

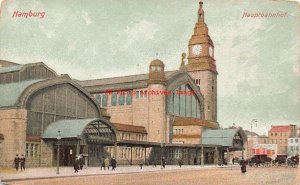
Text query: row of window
95 93 132 107
120 147 145 159
290 139 299 143
120 132 146 141
290 146 299 151
168 148 183 159
270 132 288 137
26 143 39 158
174 129 184 135
269 139 287 144
136 90 147 99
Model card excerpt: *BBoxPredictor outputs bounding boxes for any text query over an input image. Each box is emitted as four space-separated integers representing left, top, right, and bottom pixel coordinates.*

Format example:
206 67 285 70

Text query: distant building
288 138 300 156
244 130 268 159
268 125 297 155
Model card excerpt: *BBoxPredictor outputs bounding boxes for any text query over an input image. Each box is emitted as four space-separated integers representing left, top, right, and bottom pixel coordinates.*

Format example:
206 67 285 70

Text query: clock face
209 46 213 56
192 44 202 55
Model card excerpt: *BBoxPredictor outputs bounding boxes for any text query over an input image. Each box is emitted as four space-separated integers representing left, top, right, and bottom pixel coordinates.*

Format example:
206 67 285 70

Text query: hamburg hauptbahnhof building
0 1 247 168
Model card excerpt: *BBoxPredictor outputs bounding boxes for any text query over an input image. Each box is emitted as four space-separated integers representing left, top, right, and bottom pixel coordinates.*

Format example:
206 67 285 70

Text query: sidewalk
0 164 239 182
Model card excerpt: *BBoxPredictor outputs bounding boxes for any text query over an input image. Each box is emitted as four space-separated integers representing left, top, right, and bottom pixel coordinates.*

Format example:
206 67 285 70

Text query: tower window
195 79 201 85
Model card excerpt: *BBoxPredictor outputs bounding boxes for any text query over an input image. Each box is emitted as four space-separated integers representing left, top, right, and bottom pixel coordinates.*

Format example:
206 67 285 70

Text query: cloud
113 20 159 50
82 11 92 25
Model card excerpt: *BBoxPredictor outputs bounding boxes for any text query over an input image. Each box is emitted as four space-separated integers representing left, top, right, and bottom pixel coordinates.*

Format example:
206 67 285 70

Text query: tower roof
150 59 164 66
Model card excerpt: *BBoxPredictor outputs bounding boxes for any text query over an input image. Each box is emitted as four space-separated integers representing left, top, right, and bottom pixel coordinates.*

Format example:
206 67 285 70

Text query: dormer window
151 66 156 71
156 66 161 71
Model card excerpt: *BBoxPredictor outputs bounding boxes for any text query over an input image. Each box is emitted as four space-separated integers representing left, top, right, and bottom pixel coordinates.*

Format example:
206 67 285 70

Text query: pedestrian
152 159 157 168
110 157 117 171
104 157 110 170
100 157 105 170
161 157 166 169
20 154 26 171
79 155 83 170
73 158 79 173
239 159 247 174
14 154 19 171
178 158 183 168
193 157 197 165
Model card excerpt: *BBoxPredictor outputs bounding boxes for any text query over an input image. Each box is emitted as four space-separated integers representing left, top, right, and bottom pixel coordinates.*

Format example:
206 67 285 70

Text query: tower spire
198 1 204 22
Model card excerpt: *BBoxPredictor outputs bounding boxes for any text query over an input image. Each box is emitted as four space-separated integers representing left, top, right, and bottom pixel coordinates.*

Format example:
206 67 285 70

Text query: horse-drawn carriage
286 155 299 168
247 155 272 167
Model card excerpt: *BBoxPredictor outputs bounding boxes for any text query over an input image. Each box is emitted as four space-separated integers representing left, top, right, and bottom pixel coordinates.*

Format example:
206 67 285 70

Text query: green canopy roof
202 128 246 147
0 79 44 107
42 118 117 142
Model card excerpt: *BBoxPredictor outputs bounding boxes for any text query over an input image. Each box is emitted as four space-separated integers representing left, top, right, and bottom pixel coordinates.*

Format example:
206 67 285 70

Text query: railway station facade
0 1 247 168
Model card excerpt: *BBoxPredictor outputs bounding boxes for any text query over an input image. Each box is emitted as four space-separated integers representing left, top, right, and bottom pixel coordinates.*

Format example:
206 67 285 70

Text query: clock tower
186 1 218 123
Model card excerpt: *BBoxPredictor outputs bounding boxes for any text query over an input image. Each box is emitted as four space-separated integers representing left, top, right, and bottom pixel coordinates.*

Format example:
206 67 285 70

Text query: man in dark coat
73 159 79 173
239 159 247 174
178 158 183 168
110 157 117 171
161 157 166 168
100 157 105 170
20 154 26 171
14 154 20 171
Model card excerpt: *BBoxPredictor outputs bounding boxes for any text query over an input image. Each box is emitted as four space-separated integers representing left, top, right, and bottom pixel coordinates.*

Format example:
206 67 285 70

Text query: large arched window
168 84 202 119
26 84 99 136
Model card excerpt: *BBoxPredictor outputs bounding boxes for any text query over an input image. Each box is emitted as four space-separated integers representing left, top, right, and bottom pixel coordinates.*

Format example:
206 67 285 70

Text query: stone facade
0 108 27 168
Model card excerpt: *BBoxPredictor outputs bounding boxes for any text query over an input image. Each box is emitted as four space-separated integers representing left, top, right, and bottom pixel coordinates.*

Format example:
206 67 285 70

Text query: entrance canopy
42 118 117 143
202 128 247 150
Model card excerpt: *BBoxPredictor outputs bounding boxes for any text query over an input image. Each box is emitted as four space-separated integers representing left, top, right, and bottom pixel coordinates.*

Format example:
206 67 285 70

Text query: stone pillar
76 140 80 156
226 148 230 164
214 147 219 165
201 145 204 167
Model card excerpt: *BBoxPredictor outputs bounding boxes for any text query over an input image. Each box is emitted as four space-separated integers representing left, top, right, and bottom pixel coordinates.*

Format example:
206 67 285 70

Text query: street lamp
251 119 257 132
56 130 61 175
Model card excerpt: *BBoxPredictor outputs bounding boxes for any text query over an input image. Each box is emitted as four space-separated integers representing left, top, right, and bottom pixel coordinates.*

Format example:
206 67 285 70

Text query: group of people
14 154 26 171
73 155 84 173
100 157 117 171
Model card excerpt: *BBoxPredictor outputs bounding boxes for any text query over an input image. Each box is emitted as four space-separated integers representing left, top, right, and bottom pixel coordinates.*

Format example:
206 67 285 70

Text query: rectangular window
35 144 39 157
291 139 294 143
26 143 29 157
126 94 132 105
136 91 140 99
102 94 108 107
111 93 117 106
30 144 34 157
295 139 298 143
118 94 125 105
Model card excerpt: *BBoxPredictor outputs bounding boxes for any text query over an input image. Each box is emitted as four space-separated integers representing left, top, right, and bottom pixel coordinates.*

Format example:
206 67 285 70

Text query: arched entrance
42 118 118 167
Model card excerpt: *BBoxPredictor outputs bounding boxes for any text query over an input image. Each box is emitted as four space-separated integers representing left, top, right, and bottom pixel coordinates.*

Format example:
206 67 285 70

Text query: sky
0 0 299 135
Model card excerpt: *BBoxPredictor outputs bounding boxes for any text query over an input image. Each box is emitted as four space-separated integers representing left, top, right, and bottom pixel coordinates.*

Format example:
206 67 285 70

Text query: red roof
269 126 292 132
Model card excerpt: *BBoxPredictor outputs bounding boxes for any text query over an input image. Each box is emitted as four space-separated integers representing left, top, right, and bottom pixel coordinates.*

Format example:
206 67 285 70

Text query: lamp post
251 119 257 132
56 130 61 175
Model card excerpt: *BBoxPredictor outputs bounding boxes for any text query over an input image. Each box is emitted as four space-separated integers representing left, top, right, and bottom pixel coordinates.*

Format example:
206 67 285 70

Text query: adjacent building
288 138 300 156
268 125 297 155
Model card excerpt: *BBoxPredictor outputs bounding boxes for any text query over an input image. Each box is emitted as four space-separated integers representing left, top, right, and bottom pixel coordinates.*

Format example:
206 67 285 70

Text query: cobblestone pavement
1 165 299 185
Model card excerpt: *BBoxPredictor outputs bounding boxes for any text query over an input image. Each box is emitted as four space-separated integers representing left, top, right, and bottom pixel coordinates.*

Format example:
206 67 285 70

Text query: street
2 166 298 185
